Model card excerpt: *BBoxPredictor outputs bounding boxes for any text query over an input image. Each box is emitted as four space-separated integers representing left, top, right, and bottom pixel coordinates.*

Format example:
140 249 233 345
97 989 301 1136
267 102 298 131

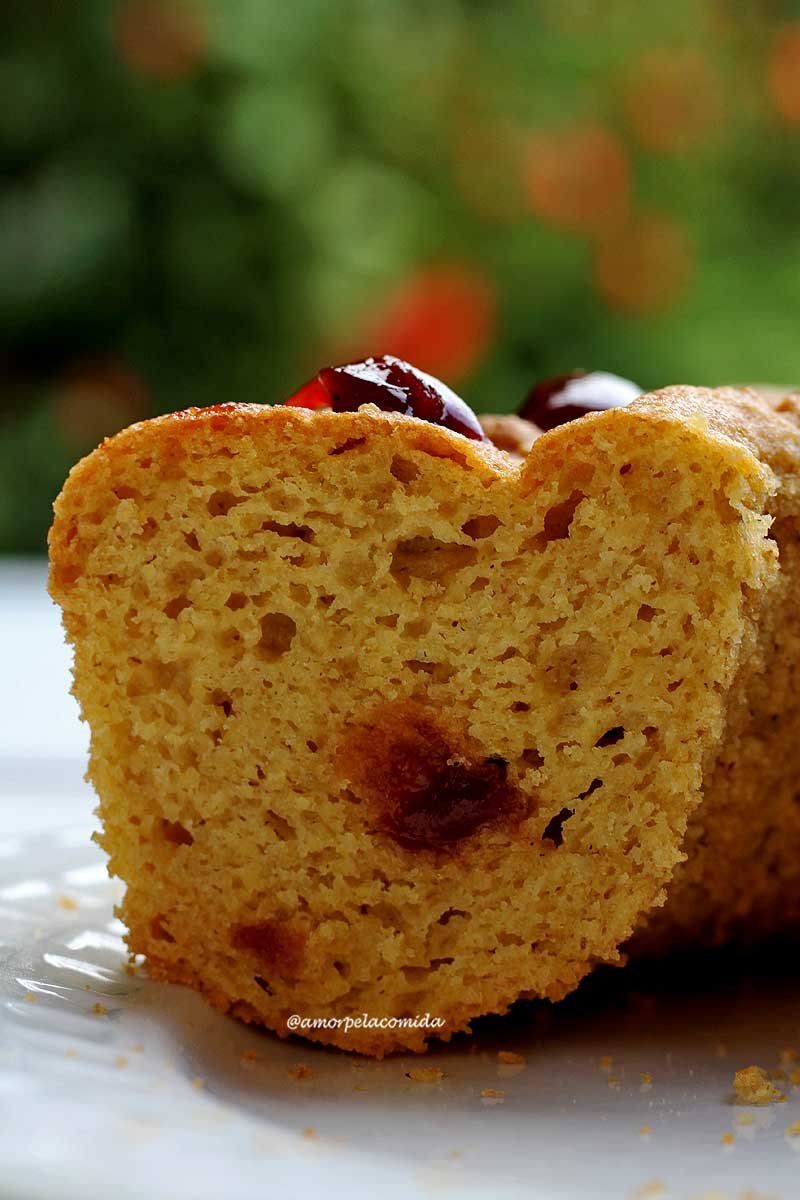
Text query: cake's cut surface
50 389 779 1054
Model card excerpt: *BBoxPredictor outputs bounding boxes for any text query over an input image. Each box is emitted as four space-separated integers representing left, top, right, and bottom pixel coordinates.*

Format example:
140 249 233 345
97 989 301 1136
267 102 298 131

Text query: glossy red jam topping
284 376 329 411
285 354 486 441
519 370 641 431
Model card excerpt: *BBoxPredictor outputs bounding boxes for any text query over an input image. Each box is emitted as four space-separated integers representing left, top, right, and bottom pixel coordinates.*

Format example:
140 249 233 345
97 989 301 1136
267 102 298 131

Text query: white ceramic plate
2 806 800 1200
2 563 800 1200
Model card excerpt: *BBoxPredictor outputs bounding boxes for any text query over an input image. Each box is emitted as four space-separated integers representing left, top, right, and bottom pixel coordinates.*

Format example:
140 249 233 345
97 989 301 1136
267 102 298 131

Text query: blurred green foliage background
4 0 800 551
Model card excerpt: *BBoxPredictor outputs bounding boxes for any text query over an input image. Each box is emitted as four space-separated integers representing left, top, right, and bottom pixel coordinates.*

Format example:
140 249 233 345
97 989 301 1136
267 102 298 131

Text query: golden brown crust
49 388 784 1053
631 385 800 480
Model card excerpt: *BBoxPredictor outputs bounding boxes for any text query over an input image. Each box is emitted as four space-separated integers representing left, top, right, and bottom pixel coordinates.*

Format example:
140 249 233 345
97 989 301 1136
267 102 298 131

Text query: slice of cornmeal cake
49 386 780 1054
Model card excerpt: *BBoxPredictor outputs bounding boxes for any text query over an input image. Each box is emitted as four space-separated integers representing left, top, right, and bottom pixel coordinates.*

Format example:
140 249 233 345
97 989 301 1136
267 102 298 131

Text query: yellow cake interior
49 396 777 1053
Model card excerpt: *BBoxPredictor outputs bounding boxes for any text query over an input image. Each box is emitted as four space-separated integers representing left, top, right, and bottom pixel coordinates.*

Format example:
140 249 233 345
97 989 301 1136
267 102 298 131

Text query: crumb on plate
628 1181 665 1200
287 1063 313 1081
733 1065 783 1105
498 1050 526 1065
406 1066 443 1083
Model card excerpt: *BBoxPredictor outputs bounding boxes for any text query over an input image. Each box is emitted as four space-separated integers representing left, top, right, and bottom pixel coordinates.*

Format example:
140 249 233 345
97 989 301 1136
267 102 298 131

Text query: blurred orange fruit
768 25 800 125
623 48 723 152
113 0 206 81
522 122 630 236
594 212 693 315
